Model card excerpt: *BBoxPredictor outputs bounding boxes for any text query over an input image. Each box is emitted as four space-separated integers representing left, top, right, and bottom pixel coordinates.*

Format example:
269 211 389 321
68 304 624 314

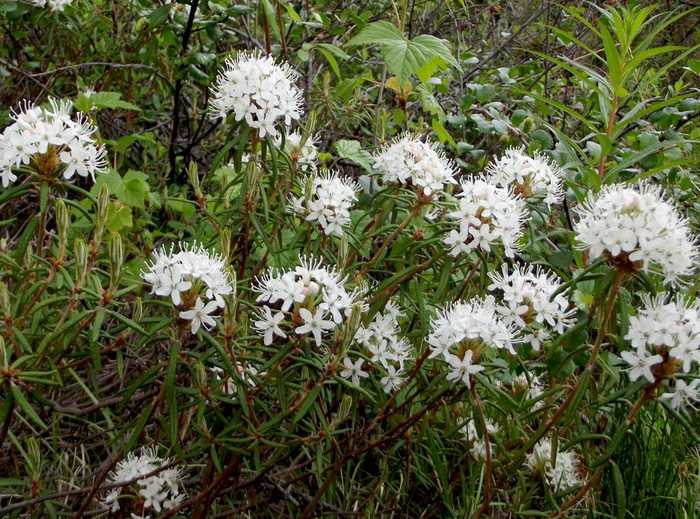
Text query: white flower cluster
623 295 700 410
253 256 361 347
351 302 411 393
280 131 318 171
373 134 456 197
209 52 303 138
574 184 698 284
488 264 576 350
102 448 184 515
427 296 519 387
526 439 582 492
25 0 73 11
461 418 499 460
289 171 359 237
444 178 527 258
1 98 106 188
487 147 564 206
142 243 233 334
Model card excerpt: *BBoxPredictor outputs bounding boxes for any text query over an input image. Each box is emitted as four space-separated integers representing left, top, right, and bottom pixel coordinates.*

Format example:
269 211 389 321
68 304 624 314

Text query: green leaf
293 385 322 424
317 47 341 79
94 169 126 200
121 170 150 209
347 21 458 82
106 202 133 233
335 140 374 172
10 383 47 430
75 91 140 112
347 20 404 46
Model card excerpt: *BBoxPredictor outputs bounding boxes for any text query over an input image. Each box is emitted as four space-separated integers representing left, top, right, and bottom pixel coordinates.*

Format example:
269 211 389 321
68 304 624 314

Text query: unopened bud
338 234 348 269
336 394 353 423
0 336 7 368
23 243 33 269
187 162 202 199
94 185 109 247
109 233 124 284
55 199 69 262
132 297 143 322
74 238 89 285
0 282 10 317
303 173 314 206
219 228 232 261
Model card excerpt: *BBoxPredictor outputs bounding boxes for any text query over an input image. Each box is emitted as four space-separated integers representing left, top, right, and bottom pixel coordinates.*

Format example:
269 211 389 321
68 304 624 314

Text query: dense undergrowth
1 0 700 517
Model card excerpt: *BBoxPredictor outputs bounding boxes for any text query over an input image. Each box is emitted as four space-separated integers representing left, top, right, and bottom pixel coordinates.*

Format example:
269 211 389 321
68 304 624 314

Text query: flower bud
0 336 8 369
132 297 143 322
74 238 89 285
329 393 353 430
55 199 69 262
187 162 203 200
342 302 364 345
338 234 348 269
109 233 123 284
219 228 232 261
0 282 10 318
23 243 33 270
94 185 109 248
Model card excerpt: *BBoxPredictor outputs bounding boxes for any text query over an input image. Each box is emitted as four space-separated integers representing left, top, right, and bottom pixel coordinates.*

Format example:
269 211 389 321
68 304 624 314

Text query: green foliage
0 1 699 518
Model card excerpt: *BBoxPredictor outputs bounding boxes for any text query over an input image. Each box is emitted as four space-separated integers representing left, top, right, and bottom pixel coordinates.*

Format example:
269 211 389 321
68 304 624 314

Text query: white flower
624 295 700 378
461 418 499 459
427 296 520 361
179 298 219 334
253 256 362 347
278 131 318 171
660 379 700 410
445 350 485 387
102 447 184 514
380 365 405 393
443 178 527 258
526 439 582 492
209 52 303 138
211 362 264 392
460 417 499 442
252 307 287 345
373 134 456 197
354 302 412 374
340 357 370 385
25 0 74 11
574 184 698 284
289 171 359 237
142 242 233 308
295 308 335 346
488 264 576 350
209 366 236 394
620 349 663 383
486 147 564 206
0 98 106 187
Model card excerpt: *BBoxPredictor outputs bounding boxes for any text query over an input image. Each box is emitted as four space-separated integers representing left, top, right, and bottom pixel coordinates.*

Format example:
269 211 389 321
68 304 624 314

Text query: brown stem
359 203 422 276
548 466 604 518
472 385 493 519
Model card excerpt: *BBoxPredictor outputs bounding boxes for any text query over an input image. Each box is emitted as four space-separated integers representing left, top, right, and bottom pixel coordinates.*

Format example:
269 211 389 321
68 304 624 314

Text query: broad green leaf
347 21 458 82
106 202 133 233
121 170 150 209
335 140 374 172
75 91 140 112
